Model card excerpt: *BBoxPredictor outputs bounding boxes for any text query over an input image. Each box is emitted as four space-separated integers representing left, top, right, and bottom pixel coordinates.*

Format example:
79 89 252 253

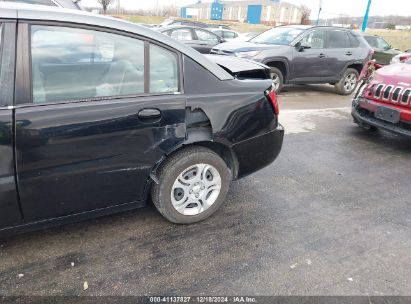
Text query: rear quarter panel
183 55 276 146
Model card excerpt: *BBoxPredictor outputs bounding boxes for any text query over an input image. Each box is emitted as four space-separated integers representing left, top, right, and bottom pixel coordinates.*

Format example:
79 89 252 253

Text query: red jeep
352 59 411 136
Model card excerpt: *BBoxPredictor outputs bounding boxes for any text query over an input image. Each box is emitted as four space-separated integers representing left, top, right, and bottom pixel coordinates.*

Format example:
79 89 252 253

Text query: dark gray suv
212 25 373 95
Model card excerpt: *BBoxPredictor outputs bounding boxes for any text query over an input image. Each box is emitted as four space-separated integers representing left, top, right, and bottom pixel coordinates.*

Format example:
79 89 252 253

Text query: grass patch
119 15 166 25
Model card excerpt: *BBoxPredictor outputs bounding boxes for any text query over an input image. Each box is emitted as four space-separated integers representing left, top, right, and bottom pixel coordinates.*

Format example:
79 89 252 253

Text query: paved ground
1 84 411 296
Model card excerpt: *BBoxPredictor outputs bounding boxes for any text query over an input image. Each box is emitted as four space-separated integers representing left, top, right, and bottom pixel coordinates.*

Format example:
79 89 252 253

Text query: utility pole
316 0 323 26
361 0 372 32
116 0 120 14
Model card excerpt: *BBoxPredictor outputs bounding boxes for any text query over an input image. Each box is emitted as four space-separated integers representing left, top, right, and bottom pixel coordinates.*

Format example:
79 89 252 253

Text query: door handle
346 51 352 56
138 108 161 119
318 53 326 58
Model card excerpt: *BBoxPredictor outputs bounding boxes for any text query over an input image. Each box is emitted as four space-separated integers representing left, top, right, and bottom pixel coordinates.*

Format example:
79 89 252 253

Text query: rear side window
31 26 180 104
170 29 193 41
150 44 179 93
349 33 360 47
328 30 350 48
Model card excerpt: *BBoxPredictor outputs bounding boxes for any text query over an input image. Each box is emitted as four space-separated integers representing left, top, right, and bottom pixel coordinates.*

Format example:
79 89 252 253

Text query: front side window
376 38 390 49
300 30 326 49
365 36 390 49
31 26 145 103
328 30 349 48
170 29 193 41
194 29 219 44
251 27 304 45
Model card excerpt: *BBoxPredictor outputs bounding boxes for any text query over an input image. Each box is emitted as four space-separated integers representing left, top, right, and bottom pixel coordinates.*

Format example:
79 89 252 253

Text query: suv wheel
151 146 230 224
335 68 359 95
270 67 284 93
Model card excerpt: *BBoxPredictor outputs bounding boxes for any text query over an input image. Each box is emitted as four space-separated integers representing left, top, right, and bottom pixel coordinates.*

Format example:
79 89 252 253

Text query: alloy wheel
171 163 222 216
343 72 357 93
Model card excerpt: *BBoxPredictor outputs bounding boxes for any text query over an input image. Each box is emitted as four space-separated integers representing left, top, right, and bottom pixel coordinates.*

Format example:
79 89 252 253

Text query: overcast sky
81 0 411 18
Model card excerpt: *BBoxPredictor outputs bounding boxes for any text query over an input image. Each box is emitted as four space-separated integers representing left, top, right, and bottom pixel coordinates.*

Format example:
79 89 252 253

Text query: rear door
326 29 354 78
0 21 23 229
14 23 186 221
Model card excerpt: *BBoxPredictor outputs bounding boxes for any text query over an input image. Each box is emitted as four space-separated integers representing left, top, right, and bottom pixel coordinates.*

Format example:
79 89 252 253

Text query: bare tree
98 0 113 14
300 5 311 25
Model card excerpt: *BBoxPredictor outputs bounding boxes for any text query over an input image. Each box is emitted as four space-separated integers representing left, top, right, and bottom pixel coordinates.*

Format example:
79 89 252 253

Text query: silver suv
0 0 81 9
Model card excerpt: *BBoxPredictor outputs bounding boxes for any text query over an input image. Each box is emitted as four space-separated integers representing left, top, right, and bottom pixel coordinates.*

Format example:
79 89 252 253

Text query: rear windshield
251 27 304 45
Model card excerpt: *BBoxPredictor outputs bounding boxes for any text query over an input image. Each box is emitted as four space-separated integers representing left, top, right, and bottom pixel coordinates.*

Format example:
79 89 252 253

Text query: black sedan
158 26 225 54
0 3 284 235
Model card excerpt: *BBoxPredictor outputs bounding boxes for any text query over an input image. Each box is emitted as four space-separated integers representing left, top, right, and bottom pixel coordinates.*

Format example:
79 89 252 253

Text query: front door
291 29 330 80
15 24 186 221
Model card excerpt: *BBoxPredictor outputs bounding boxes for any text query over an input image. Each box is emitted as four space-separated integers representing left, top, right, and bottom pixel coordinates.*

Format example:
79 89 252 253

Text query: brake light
268 90 279 115
400 55 411 62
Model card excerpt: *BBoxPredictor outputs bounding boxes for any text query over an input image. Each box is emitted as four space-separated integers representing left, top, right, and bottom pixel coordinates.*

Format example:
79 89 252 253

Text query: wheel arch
263 59 289 82
340 61 363 77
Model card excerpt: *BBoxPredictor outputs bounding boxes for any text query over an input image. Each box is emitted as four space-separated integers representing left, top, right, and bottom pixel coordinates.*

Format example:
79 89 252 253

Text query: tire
269 67 284 93
151 146 231 224
335 68 359 95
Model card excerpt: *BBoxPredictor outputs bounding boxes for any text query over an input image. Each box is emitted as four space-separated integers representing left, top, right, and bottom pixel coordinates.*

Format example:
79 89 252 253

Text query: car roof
210 28 235 32
0 2 233 80
159 25 214 32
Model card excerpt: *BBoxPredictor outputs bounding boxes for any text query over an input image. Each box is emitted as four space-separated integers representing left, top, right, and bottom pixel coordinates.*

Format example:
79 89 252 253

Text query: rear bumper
352 99 411 137
232 124 284 179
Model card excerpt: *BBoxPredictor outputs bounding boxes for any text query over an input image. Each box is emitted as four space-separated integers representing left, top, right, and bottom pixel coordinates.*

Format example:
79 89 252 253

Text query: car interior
31 26 178 103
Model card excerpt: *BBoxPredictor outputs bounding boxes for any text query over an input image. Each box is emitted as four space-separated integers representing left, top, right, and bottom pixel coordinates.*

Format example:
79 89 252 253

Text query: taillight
268 89 279 115
400 55 411 62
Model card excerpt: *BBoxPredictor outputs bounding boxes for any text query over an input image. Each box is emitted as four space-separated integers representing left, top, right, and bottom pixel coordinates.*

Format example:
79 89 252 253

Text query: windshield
250 27 304 45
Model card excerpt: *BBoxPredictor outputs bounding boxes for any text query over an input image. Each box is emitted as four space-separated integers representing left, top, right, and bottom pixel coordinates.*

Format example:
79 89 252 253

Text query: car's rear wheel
270 67 284 93
335 68 359 95
151 146 230 224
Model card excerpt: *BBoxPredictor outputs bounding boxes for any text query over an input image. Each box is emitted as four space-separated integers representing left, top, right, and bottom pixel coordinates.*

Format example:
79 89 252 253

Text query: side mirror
219 38 226 43
295 42 311 52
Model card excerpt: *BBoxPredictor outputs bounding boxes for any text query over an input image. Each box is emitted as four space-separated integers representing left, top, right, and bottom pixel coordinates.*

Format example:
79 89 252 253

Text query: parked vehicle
0 0 81 9
352 59 411 136
390 49 411 64
159 19 209 29
210 28 239 41
158 26 225 54
209 24 231 30
362 34 401 65
0 4 284 235
233 32 260 42
211 25 373 95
